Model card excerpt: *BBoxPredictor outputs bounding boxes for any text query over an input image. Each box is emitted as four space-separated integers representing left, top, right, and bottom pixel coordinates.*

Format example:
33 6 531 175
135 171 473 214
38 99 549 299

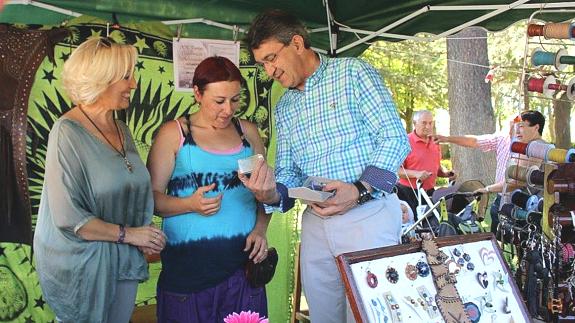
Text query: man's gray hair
412 110 433 124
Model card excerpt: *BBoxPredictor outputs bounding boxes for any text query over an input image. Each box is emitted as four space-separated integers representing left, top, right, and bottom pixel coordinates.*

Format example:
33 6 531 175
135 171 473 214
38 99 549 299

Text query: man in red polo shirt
397 110 455 218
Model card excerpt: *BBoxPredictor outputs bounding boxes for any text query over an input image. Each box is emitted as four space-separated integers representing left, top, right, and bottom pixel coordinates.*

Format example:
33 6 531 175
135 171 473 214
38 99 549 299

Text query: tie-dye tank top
158 117 257 293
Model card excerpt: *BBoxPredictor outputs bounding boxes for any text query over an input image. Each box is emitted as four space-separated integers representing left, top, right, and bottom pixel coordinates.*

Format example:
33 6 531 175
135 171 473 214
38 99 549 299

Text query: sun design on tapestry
108 30 127 44
153 41 169 57
0 265 28 321
64 27 80 44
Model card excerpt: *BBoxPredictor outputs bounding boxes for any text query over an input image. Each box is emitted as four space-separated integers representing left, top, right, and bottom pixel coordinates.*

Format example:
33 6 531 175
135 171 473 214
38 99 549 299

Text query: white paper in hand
288 176 335 203
238 154 264 174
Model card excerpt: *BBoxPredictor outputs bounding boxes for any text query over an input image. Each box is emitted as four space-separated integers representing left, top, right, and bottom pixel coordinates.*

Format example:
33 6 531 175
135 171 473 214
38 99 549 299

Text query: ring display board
336 233 529 323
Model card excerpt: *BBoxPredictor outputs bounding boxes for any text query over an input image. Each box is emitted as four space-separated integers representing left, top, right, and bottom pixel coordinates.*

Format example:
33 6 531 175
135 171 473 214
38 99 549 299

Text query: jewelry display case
336 233 529 323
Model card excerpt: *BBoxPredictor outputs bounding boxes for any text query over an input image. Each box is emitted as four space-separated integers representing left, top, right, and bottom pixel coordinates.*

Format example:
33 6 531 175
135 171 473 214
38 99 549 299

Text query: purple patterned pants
156 269 268 323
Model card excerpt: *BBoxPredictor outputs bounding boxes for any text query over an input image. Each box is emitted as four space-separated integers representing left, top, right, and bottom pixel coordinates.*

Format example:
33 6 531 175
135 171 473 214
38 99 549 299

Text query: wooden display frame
336 233 529 323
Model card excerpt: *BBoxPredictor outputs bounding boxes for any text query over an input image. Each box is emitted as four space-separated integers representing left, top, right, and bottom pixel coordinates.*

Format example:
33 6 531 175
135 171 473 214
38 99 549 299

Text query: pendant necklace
78 106 133 173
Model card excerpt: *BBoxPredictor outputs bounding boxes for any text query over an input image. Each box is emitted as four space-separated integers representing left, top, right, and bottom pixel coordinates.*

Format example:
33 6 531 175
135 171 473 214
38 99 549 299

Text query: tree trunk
447 27 496 186
405 104 414 133
405 91 416 133
554 93 572 149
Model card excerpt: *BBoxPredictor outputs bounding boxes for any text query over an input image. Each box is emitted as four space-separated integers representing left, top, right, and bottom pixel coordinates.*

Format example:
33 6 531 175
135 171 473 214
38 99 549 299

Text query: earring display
503 296 511 314
478 247 495 266
463 302 481 323
338 234 529 323
366 270 378 288
416 258 430 277
417 285 440 319
383 291 402 322
369 297 390 322
453 248 462 257
402 296 424 320
386 266 399 284
477 272 488 289
405 263 418 281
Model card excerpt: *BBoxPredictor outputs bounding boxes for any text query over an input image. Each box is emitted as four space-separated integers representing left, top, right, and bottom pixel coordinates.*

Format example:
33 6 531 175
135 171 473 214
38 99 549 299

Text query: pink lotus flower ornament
223 311 269 323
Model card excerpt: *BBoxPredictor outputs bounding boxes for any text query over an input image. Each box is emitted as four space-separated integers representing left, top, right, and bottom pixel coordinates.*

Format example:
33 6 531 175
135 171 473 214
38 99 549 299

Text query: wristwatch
353 181 373 205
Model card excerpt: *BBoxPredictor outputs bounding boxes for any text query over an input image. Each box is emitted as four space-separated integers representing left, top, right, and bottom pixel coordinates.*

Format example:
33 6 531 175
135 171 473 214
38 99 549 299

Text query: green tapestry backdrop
0 16 299 323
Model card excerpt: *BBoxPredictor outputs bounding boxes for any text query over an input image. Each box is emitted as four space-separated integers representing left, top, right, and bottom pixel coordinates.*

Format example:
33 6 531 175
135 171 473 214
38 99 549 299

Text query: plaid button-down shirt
476 132 511 185
266 54 409 213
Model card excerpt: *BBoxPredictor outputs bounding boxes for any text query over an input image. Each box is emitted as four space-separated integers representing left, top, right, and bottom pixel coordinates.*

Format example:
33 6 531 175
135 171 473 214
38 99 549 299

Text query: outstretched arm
474 181 505 194
432 134 479 148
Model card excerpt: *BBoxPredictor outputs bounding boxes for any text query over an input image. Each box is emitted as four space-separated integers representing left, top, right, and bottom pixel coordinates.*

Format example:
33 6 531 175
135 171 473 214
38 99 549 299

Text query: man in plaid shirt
433 128 510 233
241 9 410 323
432 111 545 234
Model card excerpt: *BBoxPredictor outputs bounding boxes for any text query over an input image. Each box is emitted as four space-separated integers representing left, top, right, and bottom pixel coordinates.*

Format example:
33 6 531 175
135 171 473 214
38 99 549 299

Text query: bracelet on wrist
267 190 282 206
117 224 126 244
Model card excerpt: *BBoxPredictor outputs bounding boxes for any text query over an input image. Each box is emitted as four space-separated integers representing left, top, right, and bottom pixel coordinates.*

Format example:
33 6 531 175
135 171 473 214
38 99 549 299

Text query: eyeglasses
93 37 114 55
255 44 287 68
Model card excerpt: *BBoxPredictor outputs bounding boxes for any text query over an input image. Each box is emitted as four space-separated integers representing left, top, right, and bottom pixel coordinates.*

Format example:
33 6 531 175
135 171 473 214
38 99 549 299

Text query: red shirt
398 131 441 190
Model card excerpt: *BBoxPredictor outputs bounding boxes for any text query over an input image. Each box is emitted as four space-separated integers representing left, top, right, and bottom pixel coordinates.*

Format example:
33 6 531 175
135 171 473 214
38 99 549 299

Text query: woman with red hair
147 56 270 322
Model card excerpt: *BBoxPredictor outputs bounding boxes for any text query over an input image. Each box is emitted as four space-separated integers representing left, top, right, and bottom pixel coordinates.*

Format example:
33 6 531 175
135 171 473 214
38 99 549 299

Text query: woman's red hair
192 56 242 94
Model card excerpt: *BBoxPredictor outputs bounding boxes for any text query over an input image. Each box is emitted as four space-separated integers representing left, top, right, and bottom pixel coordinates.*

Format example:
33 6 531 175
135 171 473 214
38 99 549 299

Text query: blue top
159 118 257 293
34 118 152 323
265 54 410 213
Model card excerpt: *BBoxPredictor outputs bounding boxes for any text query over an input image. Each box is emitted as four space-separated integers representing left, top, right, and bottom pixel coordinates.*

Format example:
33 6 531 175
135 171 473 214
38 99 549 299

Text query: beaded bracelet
117 224 126 244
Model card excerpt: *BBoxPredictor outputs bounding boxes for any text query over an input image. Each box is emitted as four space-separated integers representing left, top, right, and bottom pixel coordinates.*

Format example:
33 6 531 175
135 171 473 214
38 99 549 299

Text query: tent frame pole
336 1 575 53
337 6 432 53
430 0 531 40
322 0 338 57
162 17 329 53
162 18 245 33
5 0 575 55
6 0 81 17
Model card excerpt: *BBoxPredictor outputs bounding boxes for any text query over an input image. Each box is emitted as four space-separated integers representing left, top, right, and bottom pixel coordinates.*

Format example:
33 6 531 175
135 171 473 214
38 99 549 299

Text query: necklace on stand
78 106 133 173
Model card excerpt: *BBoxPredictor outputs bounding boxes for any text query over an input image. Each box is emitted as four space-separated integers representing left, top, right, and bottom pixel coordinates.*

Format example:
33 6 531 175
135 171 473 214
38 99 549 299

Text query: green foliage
440 158 452 170
360 36 448 131
436 177 447 187
486 22 527 129
486 21 571 143
361 21 571 144
436 159 453 187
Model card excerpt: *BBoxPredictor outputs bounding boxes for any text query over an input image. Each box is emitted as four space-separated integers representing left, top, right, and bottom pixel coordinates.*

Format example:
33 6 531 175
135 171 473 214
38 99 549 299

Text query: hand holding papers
288 176 335 203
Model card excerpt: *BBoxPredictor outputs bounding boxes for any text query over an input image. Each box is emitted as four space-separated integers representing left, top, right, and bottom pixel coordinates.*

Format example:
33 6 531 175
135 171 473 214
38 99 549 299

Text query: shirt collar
301 53 327 90
411 131 428 143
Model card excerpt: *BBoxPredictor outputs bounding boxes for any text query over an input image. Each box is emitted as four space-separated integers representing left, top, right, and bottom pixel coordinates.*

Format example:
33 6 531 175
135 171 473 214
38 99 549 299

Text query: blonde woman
33 37 166 323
